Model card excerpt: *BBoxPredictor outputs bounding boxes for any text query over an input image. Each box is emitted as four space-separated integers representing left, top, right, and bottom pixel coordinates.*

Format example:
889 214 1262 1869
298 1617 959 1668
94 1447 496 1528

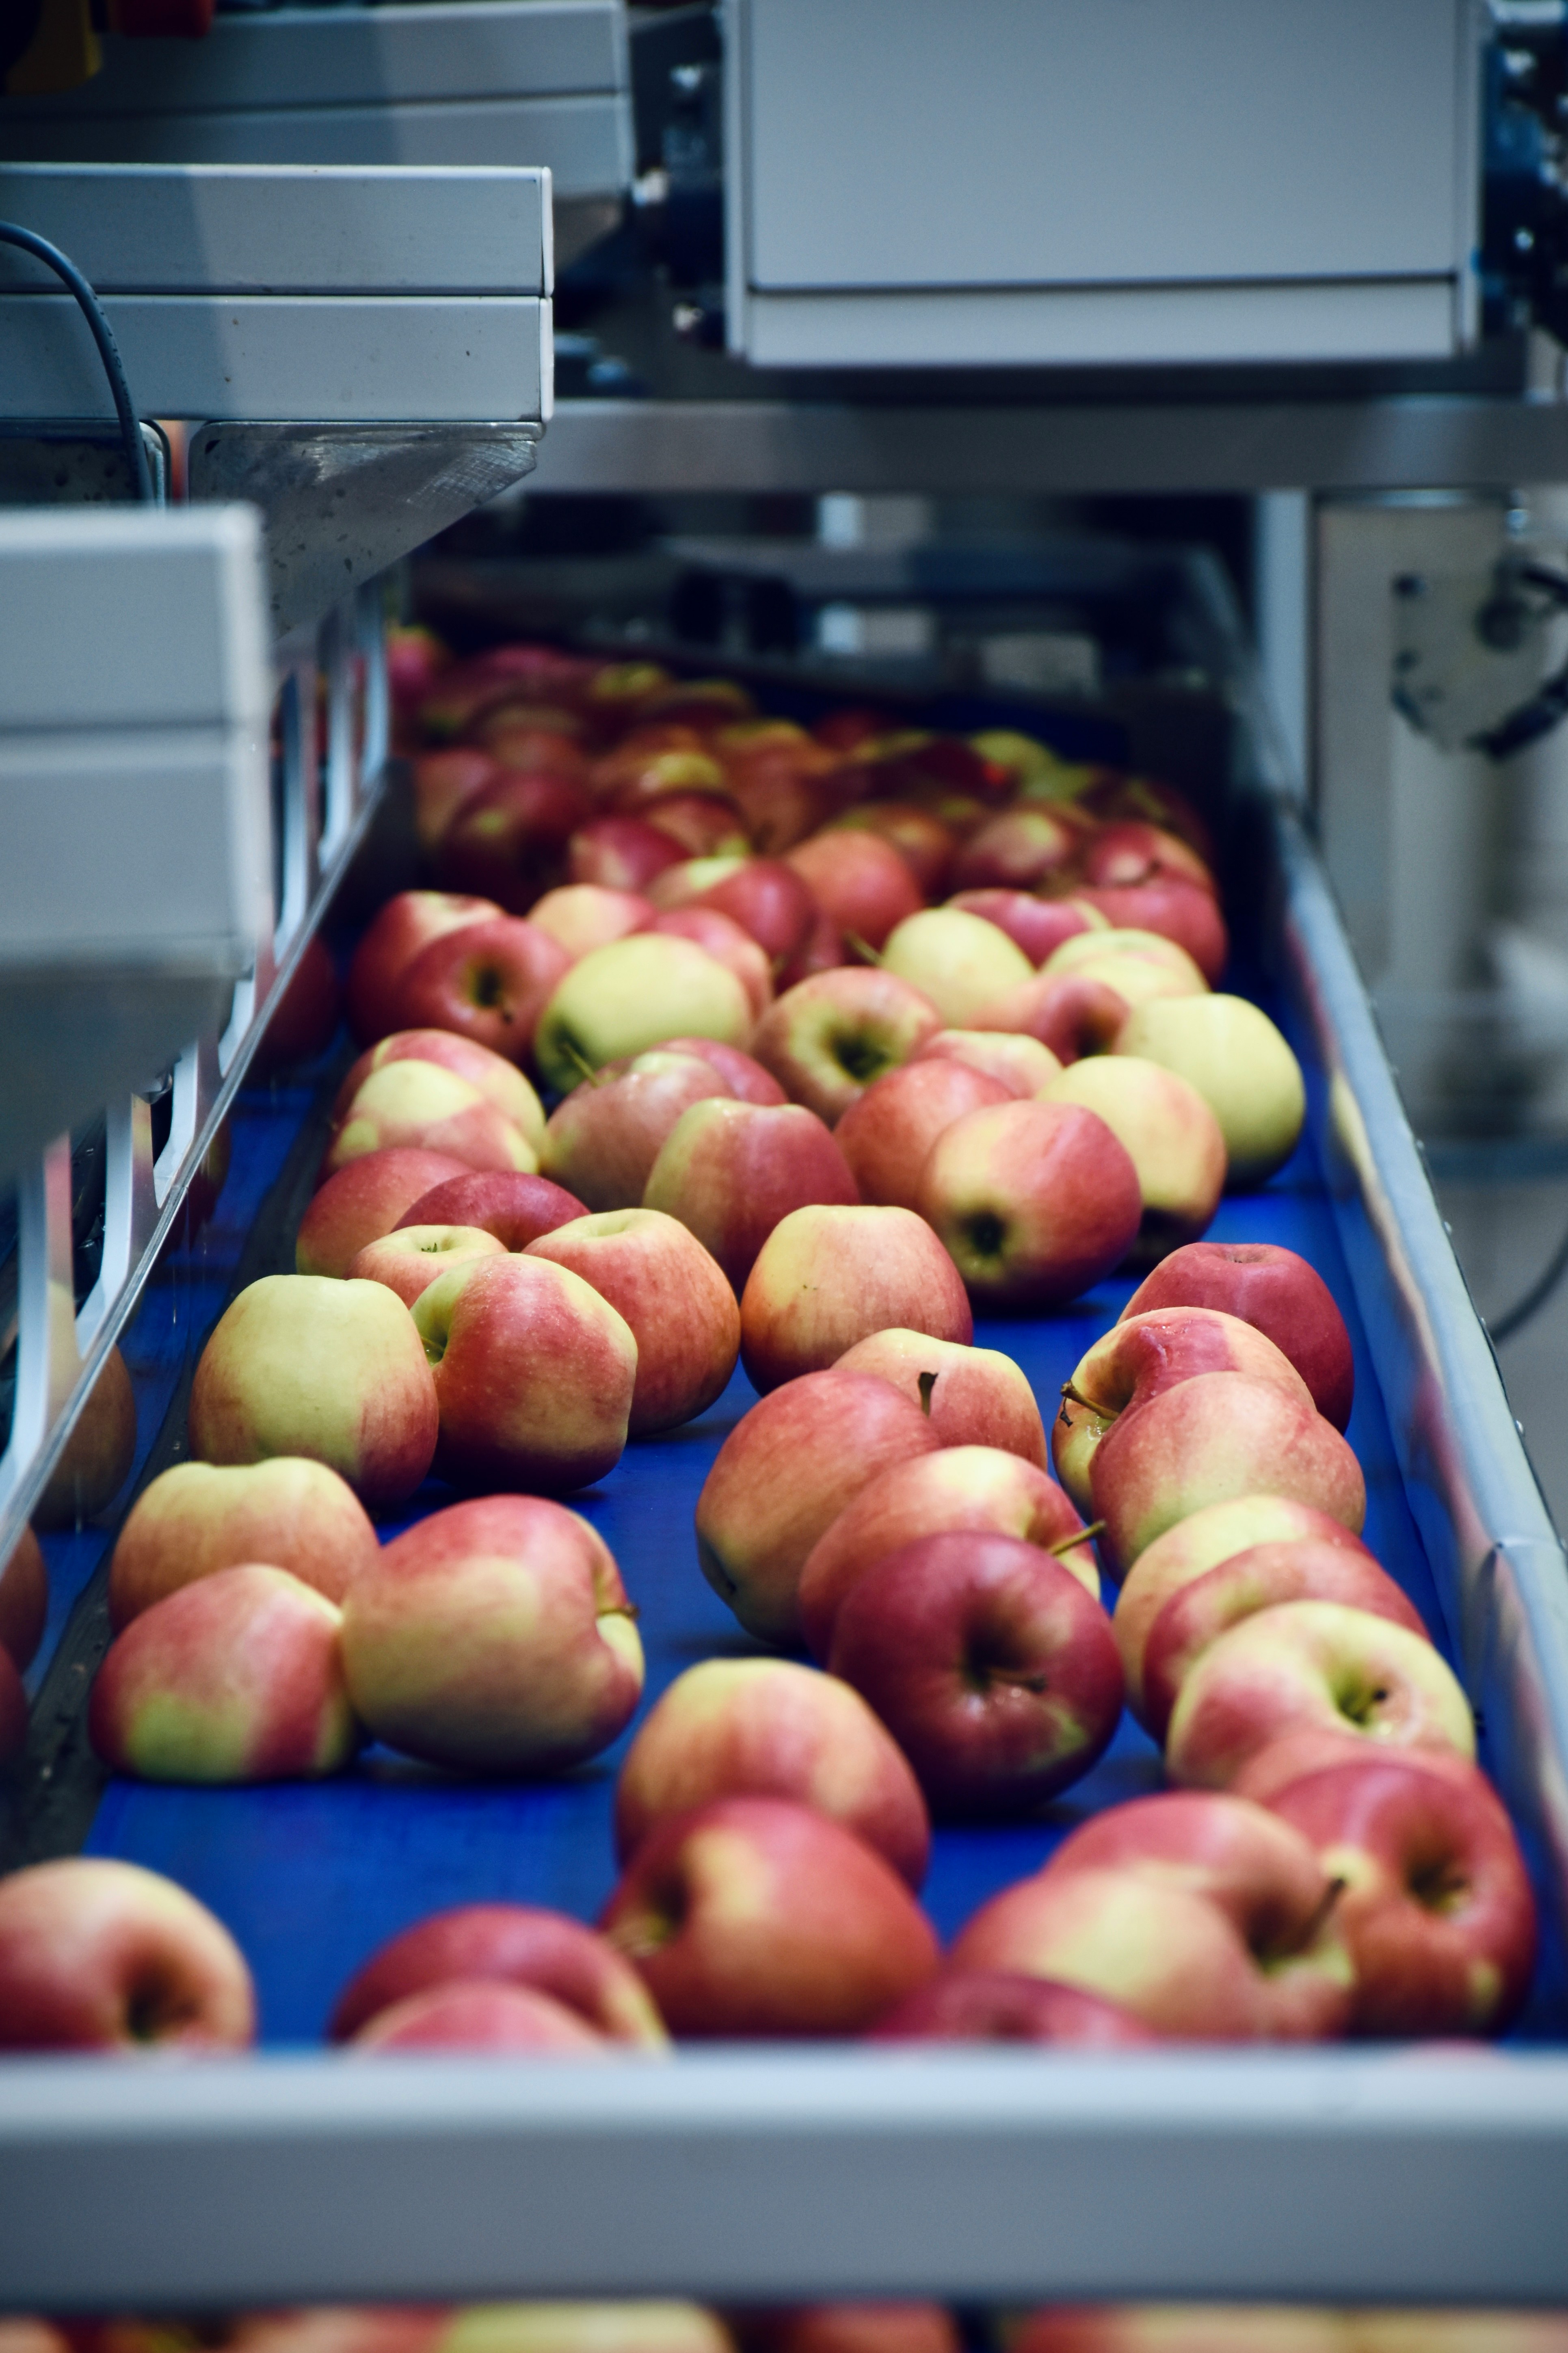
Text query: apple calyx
917 1371 938 1417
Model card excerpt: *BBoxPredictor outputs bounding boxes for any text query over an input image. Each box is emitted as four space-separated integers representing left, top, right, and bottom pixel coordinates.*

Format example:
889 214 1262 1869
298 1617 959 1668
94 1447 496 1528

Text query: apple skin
296 1147 471 1279
340 1493 642 1773
412 1255 636 1496
1267 1757 1537 2038
347 1222 507 1308
951 807 1083 893
526 884 654 961
526 1209 740 1435
1230 1728 1483 1808
652 907 774 1023
0 1652 27 1766
396 1169 587 1253
740 2307 960 2353
834 1061 1013 1212
1120 1240 1355 1432
389 916 571 1069
827 801 958 897
1040 1056 1226 1264
324 1061 536 1182
1044 925 1209 1007
971 971 1129 1064
1014 2309 1347 2353
945 891 1100 968
643 1101 860 1294
672 857 818 966
329 1901 668 2046
108 1456 380 1629
1079 819 1215 897
90 1563 357 1783
1089 1372 1366 1577
656 1038 787 1106
825 1532 1122 1816
644 791 752 861
345 891 503 1045
0 1856 255 2049
869 1970 1157 2048
613 1656 930 1889
799 1445 1099 1664
880 907 1035 1028
433 768 593 914
776 907 849 991
833 1329 1047 1467
1165 1600 1475 1790
1073 880 1228 987
1141 1539 1430 1742
0 1526 48 1671
740 1204 973 1393
910 1027 1062 1096
599 1795 939 2038
784 830 925 952
1113 996 1306 1187
750 968 942 1126
534 934 753 1097
540 1051 735 1214
30 1331 136 1530
695 1369 939 1644
250 931 342 1078
333 1030 545 1152
568 812 684 894
440 2307 733 2353
190 1275 439 1511
410 743 497 854
350 1981 610 2053
918 1100 1143 1312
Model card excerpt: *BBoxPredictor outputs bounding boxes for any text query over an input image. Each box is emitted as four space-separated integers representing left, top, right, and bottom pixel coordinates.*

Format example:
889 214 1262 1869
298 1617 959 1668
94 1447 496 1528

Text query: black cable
1487 1210 1568 1344
0 221 154 504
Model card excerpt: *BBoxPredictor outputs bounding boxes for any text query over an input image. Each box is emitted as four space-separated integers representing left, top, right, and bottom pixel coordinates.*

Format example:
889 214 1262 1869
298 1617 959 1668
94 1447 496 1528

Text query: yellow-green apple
89 1564 357 1782
526 884 653 960
614 1657 930 1888
740 1204 972 1392
1267 1756 1536 2038
1073 879 1228 987
1121 1241 1354 1431
910 1027 1062 1095
742 2308 960 2353
345 891 503 1044
952 807 1084 893
412 1255 636 1494
333 1031 545 1154
535 934 753 1095
827 800 958 897
0 1526 47 1671
652 907 773 1022
0 1856 255 2048
825 1531 1122 1815
599 1795 939 2037
1040 1057 1226 1262
799 1446 1099 1662
642 1101 859 1292
750 968 941 1125
329 1901 668 2046
568 812 684 893
341 1494 642 1772
695 1369 939 1642
1113 996 1305 1187
540 1051 734 1212
918 1100 1142 1311
34 1342 137 1530
656 1037 787 1105
108 1456 379 1628
526 1209 739 1434
1165 1600 1474 1789
667 857 817 966
347 1222 506 1308
869 1970 1157 2048
433 770 592 914
970 971 1128 1063
1044 926 1209 1006
396 1169 586 1253
945 890 1102 968
880 907 1034 1028
351 1981 609 2052
190 1276 438 1509
323 1063 537 1180
1090 1374 1366 1576
1052 1307 1313 1519
438 2310 732 2353
296 1148 471 1278
834 1060 1013 1212
1112 1494 1373 1713
833 1329 1047 1466
249 931 341 1079
1141 1539 1429 1741
389 917 571 1068
784 831 924 951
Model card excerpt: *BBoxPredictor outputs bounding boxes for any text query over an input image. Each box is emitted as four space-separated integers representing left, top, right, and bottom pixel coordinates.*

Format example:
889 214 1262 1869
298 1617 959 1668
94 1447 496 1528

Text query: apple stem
1049 1520 1104 1554
1058 1379 1100 1415
917 1371 939 1418
562 1040 607 1089
1295 1875 1348 1953
845 932 883 968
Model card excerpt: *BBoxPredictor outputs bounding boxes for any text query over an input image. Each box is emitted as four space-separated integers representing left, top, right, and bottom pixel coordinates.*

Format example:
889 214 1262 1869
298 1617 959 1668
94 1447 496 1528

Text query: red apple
1120 1241 1355 1432
1079 820 1215 895
1229 1727 1481 1808
1073 881 1228 987
330 1901 669 2046
642 1100 860 1292
910 1026 1062 1096
0 1654 26 1767
833 1329 1047 1467
540 1051 735 1212
869 1970 1157 2048
249 933 342 1077
652 906 774 1022
526 1208 740 1434
534 934 753 1096
333 1030 544 1149
396 1169 587 1252
0 1527 48 1671
433 768 592 913
345 891 502 1045
834 1060 1014 1212
952 808 1082 893
971 971 1129 1063
944 891 1100 968
350 1981 609 2053
644 791 752 860
324 1063 536 1180
109 1456 380 1628
785 831 925 952
828 801 958 896
296 1147 471 1278
33 1342 137 1530
918 1100 1142 1311
751 968 942 1125
347 1222 506 1307
389 917 571 1069
656 1038 788 1105
568 814 684 894
1039 1056 1226 1263
776 907 849 991
742 2308 962 2353
411 745 497 854
0 1857 255 2049
740 1204 973 1392
599 1796 939 2037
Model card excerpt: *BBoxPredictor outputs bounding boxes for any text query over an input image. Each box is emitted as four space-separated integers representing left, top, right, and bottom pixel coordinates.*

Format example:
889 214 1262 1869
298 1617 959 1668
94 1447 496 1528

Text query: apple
653 907 774 1022
695 1368 939 1643
0 1654 26 1766
249 932 341 1078
776 907 848 990
0 1526 48 1671
880 908 1034 1028
834 1059 1014 1212
433 769 592 913
539 1051 735 1212
525 885 654 961
1230 1729 1484 1809
439 2306 732 2353
741 2308 961 2353
568 814 684 894
1121 1242 1354 1432
330 1902 668 2046
323 1062 538 1180
0 1856 255 2049
951 807 1083 893
799 1445 1099 1663
345 891 503 1045
945 891 1101 968
1014 2310 1347 2353
33 1341 136 1529
389 917 571 1069
971 971 1129 1063
751 968 942 1126
599 1796 939 2037
108 1456 380 1628
669 858 818 965
785 831 925 952
918 1100 1143 1311
609 755 731 817
644 792 752 860
534 934 753 1096
413 1254 637 1494
910 1026 1062 1096
656 1038 788 1105
350 1981 610 2052
526 1209 740 1434
826 1531 1123 1815
1089 1374 1367 1576
643 1100 860 1292
827 801 958 896
333 1031 545 1152
1113 996 1306 1186
869 1970 1157 2048
396 1169 587 1253
296 1148 472 1279
90 1564 357 1783
833 1329 1047 1467
722 751 843 859
347 1222 507 1307
189 1275 439 1510
1079 819 1215 896
614 1657 930 1888
1073 880 1228 987
1042 927 1209 1008
1268 1756 1537 2038
1140 1538 1430 1742
1165 1600 1475 1789
411 745 497 855
341 1493 642 1772
740 1204 973 1392
1040 1056 1226 1263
